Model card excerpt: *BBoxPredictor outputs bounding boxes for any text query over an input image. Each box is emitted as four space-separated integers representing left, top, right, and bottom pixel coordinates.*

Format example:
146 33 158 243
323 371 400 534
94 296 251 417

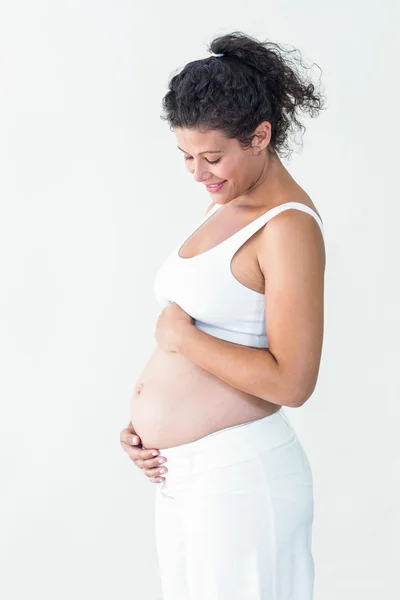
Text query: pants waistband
157 408 296 474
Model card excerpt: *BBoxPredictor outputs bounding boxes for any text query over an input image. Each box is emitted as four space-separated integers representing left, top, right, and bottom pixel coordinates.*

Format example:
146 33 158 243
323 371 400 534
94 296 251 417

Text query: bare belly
130 345 280 449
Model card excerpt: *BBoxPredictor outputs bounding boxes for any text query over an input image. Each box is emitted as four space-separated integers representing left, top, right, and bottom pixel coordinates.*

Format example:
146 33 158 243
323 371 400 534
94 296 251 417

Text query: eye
184 156 221 165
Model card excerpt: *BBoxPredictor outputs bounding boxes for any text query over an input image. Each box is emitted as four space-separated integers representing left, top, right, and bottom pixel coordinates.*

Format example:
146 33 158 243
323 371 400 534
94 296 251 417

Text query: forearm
176 324 292 407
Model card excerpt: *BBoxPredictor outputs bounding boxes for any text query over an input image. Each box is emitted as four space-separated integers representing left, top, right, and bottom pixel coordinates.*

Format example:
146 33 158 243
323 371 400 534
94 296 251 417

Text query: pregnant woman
120 31 326 600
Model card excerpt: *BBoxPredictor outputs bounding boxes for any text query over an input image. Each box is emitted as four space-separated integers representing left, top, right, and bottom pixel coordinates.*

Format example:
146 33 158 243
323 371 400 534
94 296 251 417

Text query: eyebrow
177 146 224 155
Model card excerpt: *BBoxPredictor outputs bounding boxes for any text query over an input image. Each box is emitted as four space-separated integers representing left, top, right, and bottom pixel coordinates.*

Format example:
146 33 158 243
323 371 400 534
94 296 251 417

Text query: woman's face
174 127 269 203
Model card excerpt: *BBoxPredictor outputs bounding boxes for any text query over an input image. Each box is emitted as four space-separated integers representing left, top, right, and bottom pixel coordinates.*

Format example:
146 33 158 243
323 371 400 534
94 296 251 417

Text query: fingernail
152 451 159 456
132 436 139 444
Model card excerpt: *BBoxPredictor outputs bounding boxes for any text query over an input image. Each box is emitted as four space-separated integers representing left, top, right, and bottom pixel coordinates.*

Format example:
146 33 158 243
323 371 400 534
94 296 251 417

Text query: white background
1 1 398 598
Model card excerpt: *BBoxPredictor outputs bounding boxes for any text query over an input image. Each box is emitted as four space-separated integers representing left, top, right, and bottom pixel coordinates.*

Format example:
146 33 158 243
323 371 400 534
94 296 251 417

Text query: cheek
219 164 236 181
227 158 250 181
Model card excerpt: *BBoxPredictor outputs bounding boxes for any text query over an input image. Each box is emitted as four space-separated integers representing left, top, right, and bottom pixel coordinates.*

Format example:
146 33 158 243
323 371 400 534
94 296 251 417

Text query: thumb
127 421 141 444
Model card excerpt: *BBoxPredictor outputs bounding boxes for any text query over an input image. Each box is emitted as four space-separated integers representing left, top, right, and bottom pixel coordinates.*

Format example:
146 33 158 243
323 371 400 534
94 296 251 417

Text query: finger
143 455 167 469
120 442 143 460
143 463 168 480
143 464 168 479
139 448 161 460
123 446 168 479
148 475 166 484
120 428 141 446
122 445 161 463
125 421 140 441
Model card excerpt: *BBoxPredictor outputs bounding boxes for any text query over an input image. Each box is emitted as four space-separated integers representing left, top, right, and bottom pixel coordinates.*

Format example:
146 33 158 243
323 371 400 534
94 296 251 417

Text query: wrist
175 320 195 353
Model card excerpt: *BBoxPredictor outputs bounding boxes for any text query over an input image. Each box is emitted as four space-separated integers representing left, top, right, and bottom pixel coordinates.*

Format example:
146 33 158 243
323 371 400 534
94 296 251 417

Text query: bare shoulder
258 193 325 272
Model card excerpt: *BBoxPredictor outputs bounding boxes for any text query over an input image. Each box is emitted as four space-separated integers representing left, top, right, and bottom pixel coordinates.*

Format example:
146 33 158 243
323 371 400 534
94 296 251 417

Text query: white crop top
153 202 324 348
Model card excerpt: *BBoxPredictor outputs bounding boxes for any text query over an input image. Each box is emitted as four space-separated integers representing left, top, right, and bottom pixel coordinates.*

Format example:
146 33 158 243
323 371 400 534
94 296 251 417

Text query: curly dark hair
160 31 327 160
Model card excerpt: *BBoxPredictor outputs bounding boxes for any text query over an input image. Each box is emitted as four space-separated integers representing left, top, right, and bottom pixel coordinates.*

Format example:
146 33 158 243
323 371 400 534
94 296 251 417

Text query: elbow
260 356 316 408
276 381 315 408
288 393 309 408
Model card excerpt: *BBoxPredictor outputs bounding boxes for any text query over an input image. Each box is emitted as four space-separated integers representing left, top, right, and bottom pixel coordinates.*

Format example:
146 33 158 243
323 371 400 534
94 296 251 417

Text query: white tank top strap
223 201 324 257
208 203 221 215
174 201 324 259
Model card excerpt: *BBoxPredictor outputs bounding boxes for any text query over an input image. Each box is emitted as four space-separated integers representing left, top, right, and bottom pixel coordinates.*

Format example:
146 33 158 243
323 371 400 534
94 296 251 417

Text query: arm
176 209 325 408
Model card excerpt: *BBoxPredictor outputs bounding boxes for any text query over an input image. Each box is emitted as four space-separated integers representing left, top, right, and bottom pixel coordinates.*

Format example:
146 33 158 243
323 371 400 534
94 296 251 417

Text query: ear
252 121 272 152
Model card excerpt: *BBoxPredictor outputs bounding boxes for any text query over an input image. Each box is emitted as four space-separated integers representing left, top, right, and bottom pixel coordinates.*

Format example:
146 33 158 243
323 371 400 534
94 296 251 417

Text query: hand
120 422 168 484
154 301 194 353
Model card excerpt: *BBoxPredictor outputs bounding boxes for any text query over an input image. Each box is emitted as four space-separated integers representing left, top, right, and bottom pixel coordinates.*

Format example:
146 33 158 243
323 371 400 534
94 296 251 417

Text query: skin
120 121 325 483
175 122 293 210
120 421 167 484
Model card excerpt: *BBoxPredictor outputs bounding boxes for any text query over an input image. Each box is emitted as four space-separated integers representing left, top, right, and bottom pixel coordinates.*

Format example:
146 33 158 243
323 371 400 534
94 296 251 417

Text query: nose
192 162 211 183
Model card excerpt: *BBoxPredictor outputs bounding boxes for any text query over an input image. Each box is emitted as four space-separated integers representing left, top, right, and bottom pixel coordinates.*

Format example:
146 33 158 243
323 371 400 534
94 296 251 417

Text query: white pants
154 408 315 600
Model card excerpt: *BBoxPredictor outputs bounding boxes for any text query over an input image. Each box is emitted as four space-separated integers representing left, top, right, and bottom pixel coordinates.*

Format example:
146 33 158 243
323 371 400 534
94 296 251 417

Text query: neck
232 150 295 210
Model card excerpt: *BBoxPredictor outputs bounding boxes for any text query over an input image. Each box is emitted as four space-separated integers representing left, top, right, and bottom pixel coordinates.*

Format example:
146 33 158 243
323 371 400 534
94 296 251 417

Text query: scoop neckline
176 201 324 261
